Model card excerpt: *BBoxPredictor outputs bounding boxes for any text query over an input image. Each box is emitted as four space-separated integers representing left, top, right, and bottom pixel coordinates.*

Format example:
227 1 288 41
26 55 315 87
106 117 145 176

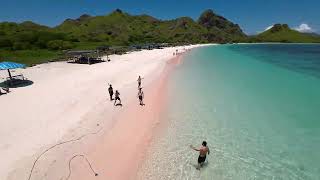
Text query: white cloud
294 23 313 33
255 25 273 34
264 25 274 31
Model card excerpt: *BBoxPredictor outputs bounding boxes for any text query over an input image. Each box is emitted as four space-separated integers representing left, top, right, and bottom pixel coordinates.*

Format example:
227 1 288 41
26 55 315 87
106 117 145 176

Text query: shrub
13 42 32 50
15 31 38 43
47 40 73 50
0 37 12 48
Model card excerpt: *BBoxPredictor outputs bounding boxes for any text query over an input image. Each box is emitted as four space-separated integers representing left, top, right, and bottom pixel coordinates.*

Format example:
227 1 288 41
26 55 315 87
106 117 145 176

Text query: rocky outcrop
198 9 245 37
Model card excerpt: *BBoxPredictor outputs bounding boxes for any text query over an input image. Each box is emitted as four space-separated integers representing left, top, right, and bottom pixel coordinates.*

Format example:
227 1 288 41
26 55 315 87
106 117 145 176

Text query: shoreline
236 42 320 45
1 44 213 180
71 54 185 180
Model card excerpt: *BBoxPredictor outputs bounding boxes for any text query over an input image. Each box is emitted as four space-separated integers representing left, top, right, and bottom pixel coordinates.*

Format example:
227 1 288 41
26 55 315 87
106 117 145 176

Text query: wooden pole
7 69 12 80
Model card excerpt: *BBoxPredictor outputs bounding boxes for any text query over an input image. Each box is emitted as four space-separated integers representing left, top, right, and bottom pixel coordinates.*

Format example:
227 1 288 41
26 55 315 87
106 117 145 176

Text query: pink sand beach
70 54 182 180
0 44 211 180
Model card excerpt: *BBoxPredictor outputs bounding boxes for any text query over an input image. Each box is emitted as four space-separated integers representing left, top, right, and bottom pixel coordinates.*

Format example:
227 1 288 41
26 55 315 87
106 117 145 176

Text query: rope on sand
65 154 98 180
27 127 102 180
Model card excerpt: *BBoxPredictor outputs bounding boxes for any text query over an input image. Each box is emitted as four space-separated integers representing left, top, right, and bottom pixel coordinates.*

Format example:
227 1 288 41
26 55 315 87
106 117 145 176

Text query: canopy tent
0 61 26 80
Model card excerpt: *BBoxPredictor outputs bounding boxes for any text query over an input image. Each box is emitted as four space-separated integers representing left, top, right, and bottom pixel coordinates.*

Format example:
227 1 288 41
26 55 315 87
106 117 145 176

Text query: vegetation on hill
1 9 245 49
1 10 320 66
0 9 247 65
55 9 246 45
0 50 60 65
249 24 320 43
198 9 246 42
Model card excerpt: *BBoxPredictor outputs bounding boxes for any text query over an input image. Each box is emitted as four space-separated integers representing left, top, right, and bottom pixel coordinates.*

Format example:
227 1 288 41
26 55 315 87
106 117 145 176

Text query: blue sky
1 0 319 34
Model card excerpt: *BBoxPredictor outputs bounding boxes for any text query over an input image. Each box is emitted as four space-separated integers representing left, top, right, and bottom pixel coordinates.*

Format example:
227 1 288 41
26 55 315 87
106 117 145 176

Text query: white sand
0 44 212 180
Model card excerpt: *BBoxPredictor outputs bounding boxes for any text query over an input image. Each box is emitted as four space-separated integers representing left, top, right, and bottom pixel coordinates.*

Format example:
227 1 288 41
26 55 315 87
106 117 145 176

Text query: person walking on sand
190 141 210 170
108 84 114 101
137 75 143 88
114 90 121 105
137 88 144 105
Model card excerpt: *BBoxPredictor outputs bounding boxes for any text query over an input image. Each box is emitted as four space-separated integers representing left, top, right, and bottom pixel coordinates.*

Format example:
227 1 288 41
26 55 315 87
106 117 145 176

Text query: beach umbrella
0 61 26 80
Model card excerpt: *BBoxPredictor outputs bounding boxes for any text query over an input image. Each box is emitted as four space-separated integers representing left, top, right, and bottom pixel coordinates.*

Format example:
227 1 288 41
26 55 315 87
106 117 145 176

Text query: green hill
0 9 246 65
54 9 246 45
249 24 320 43
197 9 246 42
1 9 245 50
2 10 320 65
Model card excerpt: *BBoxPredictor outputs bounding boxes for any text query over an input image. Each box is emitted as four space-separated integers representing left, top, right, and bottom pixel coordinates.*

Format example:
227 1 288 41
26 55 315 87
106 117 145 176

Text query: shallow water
138 44 320 180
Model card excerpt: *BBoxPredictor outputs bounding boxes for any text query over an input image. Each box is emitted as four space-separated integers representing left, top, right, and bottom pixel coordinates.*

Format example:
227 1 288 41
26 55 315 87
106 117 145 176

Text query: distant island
1 9 319 65
248 24 320 43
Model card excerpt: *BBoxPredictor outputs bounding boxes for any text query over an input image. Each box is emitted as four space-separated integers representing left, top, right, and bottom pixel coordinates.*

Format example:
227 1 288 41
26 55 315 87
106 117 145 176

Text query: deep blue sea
139 44 320 180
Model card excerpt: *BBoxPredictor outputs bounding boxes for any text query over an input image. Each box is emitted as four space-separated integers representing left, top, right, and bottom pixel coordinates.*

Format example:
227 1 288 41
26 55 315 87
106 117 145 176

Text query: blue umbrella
0 61 26 80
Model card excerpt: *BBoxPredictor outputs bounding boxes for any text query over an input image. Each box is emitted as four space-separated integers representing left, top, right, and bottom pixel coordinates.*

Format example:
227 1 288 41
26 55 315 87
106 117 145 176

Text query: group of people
108 75 209 170
107 75 145 106
108 84 121 105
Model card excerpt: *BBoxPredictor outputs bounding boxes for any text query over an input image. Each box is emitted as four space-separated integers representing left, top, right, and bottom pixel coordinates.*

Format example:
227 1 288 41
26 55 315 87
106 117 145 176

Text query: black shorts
139 96 143 100
198 155 206 164
115 97 120 101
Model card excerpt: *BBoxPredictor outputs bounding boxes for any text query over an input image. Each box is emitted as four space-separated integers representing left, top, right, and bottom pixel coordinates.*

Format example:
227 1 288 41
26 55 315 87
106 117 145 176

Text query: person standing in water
108 84 114 101
114 90 121 106
190 141 210 170
137 76 143 88
137 88 144 105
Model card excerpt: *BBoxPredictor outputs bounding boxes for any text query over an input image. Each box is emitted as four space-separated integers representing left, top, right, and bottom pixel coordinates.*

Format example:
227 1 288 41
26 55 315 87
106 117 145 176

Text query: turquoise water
139 44 320 180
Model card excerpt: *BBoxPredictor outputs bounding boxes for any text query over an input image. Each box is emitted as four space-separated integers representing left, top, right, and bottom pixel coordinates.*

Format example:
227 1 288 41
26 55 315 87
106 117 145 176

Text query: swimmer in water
190 141 210 170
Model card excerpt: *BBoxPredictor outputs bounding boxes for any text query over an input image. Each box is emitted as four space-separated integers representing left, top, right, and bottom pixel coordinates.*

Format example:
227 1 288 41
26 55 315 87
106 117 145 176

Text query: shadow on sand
0 79 34 88
115 103 123 107
67 58 105 65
